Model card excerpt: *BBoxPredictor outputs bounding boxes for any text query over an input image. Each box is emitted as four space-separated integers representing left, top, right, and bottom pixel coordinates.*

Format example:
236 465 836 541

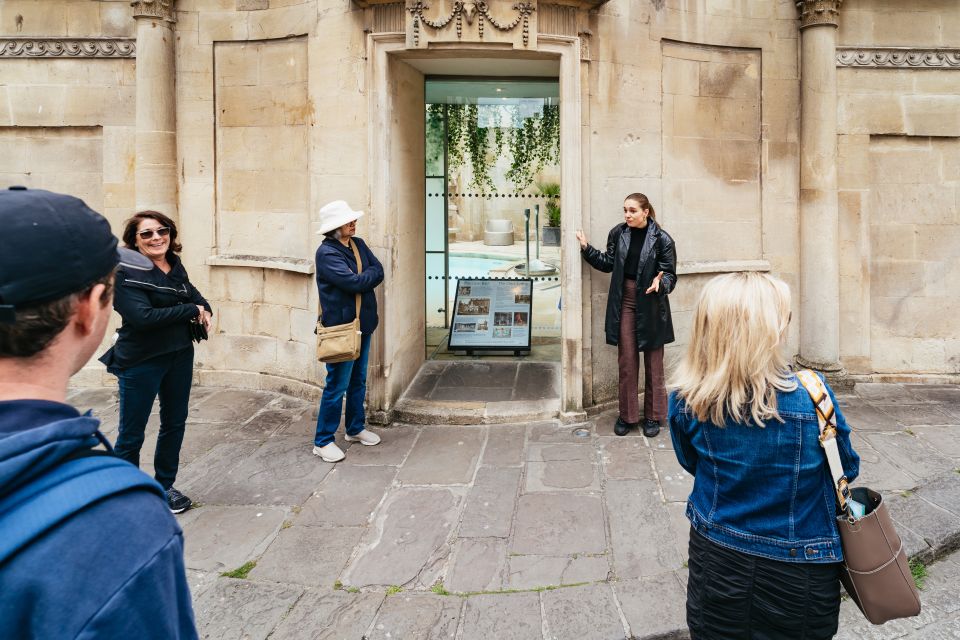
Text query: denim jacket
668 374 860 563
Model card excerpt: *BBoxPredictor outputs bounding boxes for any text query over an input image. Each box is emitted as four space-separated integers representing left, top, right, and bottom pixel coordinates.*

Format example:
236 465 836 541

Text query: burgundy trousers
618 279 666 424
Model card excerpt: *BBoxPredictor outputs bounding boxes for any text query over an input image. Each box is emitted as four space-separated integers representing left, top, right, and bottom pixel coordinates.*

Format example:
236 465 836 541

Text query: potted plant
538 181 561 246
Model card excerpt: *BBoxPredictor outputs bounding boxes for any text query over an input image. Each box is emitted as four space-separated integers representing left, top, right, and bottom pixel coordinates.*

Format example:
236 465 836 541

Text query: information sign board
448 278 533 352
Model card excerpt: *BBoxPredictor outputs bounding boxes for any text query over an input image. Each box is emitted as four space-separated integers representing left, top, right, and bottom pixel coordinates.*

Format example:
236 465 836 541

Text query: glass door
424 78 561 359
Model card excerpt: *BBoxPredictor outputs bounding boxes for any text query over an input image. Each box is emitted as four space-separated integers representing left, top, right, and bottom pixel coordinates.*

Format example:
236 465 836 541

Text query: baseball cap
0 186 154 323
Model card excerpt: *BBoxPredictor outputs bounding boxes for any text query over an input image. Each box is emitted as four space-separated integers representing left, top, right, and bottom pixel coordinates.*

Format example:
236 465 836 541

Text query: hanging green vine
434 101 560 192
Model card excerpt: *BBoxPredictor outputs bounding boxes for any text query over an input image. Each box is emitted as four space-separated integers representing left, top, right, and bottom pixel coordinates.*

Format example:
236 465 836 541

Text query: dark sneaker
614 417 634 437
642 419 661 438
166 487 192 514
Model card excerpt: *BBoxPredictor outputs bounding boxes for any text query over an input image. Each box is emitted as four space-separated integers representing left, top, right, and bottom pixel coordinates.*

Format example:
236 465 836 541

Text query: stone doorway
365 38 585 423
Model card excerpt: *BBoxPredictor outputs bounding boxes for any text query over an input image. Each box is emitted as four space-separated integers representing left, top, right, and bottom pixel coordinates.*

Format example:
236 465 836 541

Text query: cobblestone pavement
67 382 960 640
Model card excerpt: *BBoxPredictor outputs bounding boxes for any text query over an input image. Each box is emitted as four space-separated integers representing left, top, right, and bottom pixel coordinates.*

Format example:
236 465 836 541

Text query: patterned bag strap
796 369 851 513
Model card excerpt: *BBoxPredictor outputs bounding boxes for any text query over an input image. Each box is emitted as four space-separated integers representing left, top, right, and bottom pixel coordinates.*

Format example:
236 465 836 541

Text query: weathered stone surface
250 525 362 587
236 408 295 438
908 385 960 404
600 437 656 480
616 572 688 639
525 460 600 492
666 501 692 563
541 584 625 640
913 425 960 459
433 362 517 389
344 488 460 587
511 494 606 555
180 421 258 465
878 404 953 427
917 473 960 517
860 432 955 483
850 434 919 492
854 383 925 405
298 464 397 527
459 466 521 538
269 590 384 640
199 436 335 506
178 505 287 573
606 479 683 578
368 593 463 640
481 423 526 466
839 402 902 432
512 363 561 401
446 538 507 593
193 578 303 640
505 555 609 590
527 420 586 444
190 389 275 423
653 449 694 503
178 441 264 498
397 426 484 485
526 442 594 462
343 426 418 466
460 593 542 640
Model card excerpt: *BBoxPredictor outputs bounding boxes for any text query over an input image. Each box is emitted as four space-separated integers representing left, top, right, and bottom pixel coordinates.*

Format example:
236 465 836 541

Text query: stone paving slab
67 381 960 640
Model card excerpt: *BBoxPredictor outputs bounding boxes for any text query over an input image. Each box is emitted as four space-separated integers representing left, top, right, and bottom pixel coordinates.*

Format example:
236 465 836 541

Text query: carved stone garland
796 0 841 29
408 1 536 47
0 38 136 58
131 0 176 22
837 47 960 69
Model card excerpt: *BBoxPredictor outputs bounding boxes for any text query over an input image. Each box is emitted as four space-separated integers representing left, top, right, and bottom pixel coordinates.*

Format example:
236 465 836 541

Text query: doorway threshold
392 361 560 425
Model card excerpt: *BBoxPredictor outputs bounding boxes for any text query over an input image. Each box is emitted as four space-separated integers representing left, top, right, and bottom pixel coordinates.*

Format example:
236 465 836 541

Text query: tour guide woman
313 200 384 463
99 211 212 514
669 272 860 639
576 193 677 437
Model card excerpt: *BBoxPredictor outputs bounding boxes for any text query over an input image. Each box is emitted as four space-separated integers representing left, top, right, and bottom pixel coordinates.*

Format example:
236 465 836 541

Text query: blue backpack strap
0 455 163 566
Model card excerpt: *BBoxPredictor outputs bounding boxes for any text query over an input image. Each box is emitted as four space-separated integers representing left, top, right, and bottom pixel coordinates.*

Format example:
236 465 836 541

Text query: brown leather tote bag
797 370 921 625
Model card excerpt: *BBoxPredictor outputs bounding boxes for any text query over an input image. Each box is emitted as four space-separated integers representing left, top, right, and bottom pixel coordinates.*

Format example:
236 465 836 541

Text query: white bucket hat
317 200 364 235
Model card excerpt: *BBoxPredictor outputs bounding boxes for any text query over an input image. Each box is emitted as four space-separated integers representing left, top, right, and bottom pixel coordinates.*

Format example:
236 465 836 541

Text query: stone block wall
837 0 960 376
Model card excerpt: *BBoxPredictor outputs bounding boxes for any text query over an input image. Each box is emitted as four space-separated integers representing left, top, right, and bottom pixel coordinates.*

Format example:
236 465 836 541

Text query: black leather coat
582 219 677 350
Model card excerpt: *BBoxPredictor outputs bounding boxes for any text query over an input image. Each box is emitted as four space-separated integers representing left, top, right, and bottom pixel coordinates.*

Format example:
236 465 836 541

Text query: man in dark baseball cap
0 187 198 638
0 186 153 323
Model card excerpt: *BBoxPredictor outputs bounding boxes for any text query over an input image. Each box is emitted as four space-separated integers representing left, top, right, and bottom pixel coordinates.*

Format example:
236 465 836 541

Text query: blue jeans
314 333 372 447
113 348 194 490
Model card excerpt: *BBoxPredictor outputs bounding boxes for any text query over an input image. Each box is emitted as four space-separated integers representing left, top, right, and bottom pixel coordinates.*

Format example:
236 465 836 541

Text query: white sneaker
344 429 381 446
313 442 345 462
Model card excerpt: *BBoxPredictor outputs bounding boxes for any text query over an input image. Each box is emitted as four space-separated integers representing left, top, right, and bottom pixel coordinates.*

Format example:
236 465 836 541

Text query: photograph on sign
448 278 533 351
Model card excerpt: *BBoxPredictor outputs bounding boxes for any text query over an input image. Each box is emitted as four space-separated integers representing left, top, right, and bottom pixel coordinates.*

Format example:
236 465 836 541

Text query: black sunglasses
137 227 171 240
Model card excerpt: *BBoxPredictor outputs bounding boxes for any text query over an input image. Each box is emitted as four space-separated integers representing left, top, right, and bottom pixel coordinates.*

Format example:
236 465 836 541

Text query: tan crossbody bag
796 370 921 625
316 240 363 364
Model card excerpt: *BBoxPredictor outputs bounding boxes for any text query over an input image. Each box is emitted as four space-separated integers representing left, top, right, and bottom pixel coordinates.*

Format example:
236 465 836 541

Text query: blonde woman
668 273 859 640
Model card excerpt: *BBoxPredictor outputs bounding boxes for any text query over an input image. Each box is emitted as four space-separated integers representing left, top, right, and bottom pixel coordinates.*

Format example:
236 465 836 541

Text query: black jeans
687 527 842 640
113 348 194 490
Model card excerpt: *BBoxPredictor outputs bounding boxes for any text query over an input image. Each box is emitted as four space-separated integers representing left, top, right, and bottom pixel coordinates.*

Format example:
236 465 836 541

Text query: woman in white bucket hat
313 200 385 462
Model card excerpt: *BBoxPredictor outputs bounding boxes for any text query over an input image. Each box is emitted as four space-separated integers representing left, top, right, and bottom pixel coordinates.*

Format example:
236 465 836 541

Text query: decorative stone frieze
408 0 536 47
837 47 960 69
0 38 135 58
131 0 175 22
796 0 841 29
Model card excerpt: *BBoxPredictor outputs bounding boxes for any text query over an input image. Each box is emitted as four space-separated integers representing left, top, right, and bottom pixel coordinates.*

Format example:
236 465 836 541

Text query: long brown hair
624 192 655 220
122 210 182 261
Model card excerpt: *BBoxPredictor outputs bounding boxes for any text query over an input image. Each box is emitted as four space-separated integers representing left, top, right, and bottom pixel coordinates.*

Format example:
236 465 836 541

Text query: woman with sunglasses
99 211 212 514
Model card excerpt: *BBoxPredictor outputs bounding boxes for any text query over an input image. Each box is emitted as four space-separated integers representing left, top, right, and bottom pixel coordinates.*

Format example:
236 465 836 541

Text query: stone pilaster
132 1 178 219
795 0 850 387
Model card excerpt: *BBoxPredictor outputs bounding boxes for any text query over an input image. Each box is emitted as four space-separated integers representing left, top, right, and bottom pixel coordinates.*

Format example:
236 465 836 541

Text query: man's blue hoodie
0 400 197 639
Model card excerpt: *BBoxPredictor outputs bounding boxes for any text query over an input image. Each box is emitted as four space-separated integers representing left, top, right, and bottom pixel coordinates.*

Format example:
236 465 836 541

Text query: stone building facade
1 0 958 420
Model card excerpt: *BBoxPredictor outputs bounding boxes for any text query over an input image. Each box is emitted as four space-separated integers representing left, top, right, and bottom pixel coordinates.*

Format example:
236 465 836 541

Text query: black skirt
687 527 842 640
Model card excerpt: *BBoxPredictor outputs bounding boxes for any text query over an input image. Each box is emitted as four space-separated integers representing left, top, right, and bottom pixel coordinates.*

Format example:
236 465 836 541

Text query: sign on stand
448 278 533 354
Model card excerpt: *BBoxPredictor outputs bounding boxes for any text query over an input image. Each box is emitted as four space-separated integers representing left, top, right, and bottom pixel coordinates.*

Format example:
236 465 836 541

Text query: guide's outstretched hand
645 271 664 294
575 229 588 250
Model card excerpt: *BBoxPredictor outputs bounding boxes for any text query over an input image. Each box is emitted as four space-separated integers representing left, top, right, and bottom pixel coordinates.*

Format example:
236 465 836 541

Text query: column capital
796 0 842 30
131 0 175 22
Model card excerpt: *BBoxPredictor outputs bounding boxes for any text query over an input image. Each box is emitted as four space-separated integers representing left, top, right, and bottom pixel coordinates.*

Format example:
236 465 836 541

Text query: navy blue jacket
99 254 211 371
315 237 384 335
0 400 197 639
669 373 860 563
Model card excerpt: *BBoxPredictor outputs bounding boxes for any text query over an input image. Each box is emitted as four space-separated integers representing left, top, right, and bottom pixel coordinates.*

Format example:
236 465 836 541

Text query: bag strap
796 369 851 513
0 454 163 565
317 239 363 326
